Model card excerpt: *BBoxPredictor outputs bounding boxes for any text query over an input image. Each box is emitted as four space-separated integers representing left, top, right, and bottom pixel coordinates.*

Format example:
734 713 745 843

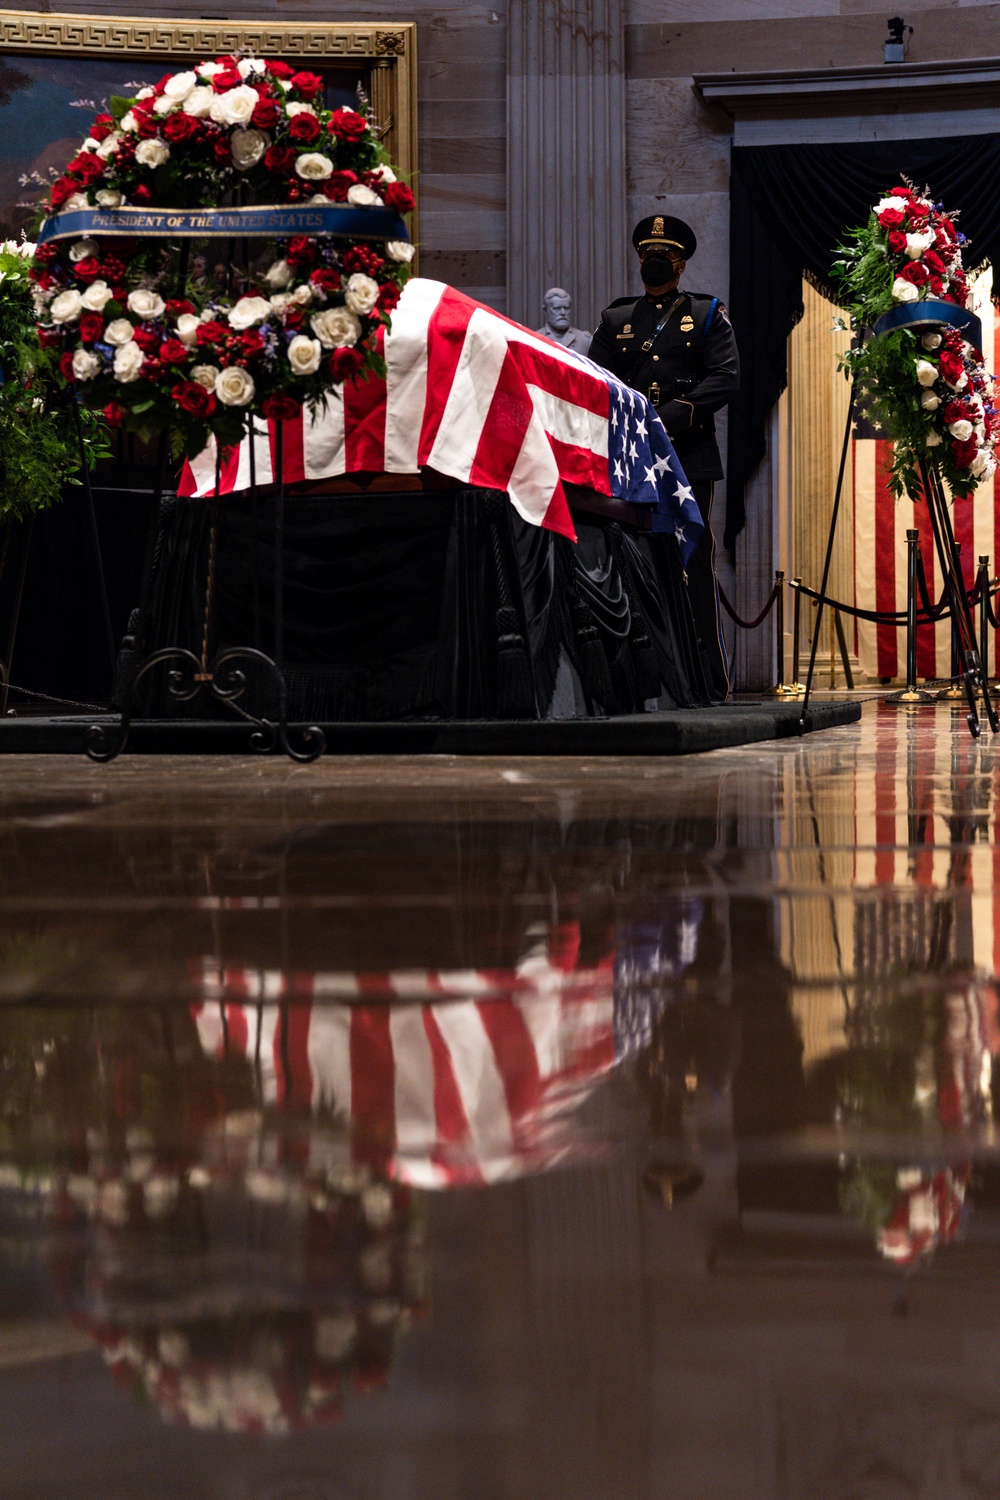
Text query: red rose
172 381 216 419
141 358 162 381
377 283 400 313
942 400 966 425
166 298 195 319
68 152 105 182
90 116 113 143
266 59 293 80
310 267 342 294
79 313 104 343
265 143 297 174
329 346 364 380
31 269 55 290
286 234 315 267
103 401 124 426
153 72 174 95
283 304 305 329
131 94 156 117
939 349 965 385
251 97 280 129
163 112 198 143
239 329 265 356
939 216 957 242
952 435 978 469
929 275 944 297
196 320 229 346
131 327 159 354
59 350 76 382
923 249 946 276
887 229 907 254
73 256 102 284
212 67 242 93
36 325 60 348
159 338 188 365
290 71 324 100
212 135 232 165
261 391 300 421
288 112 321 144
131 183 153 203
878 208 905 229
898 261 929 286
383 181 415 214
50 177 76 207
135 114 159 140
323 169 357 202
328 107 368 143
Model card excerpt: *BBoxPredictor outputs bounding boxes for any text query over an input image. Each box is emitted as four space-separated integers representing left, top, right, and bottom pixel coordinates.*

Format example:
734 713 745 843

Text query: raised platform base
0 701 861 756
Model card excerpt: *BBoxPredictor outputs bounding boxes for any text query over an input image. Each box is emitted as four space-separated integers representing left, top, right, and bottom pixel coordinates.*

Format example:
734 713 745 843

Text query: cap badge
652 216 664 237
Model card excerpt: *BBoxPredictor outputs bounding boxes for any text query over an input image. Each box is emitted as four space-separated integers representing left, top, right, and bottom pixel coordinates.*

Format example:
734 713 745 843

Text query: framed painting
0 11 417 241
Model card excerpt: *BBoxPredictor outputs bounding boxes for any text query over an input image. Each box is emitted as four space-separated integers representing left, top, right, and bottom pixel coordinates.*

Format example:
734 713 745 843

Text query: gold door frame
0 11 417 217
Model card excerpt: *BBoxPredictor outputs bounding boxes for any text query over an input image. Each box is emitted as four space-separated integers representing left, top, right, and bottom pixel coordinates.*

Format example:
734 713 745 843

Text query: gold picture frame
0 11 417 239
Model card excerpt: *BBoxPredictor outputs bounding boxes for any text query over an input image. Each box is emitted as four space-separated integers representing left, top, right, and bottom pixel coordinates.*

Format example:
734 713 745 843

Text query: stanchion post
765 570 786 697
978 554 997 697
938 540 967 699
887 528 934 706
789 579 806 695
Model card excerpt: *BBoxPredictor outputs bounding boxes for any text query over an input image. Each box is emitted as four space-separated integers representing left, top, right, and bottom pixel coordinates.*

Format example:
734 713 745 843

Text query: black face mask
640 253 677 288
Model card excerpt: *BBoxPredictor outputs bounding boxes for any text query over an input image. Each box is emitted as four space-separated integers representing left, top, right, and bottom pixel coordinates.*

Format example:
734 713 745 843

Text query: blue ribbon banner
37 202 410 246
874 297 983 353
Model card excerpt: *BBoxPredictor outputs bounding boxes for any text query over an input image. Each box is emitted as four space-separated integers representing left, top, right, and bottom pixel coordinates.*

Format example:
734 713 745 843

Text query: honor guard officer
588 215 739 700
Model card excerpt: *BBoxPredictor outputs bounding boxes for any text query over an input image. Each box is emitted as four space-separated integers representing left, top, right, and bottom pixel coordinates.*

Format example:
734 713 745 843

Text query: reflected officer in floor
588 216 739 700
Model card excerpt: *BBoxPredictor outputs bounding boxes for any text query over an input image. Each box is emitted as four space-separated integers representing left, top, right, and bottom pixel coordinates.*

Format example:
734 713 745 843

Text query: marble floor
2 701 1000 1498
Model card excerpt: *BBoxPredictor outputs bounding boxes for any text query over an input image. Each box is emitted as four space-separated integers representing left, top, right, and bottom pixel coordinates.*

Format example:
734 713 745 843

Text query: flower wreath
833 182 998 500
30 55 416 458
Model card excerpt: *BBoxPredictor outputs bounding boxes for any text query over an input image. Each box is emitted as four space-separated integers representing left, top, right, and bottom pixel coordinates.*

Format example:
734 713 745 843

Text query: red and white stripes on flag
854 276 1000 680
190 924 616 1189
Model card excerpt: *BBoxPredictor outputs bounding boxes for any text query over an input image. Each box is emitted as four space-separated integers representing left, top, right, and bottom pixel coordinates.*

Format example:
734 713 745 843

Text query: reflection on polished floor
4 702 1000 1498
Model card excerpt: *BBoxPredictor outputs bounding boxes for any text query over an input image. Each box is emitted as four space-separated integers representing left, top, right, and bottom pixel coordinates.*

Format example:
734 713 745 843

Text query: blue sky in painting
0 56 151 159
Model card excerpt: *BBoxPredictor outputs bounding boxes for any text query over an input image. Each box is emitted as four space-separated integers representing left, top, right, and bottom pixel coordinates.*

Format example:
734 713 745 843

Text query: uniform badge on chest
680 314 694 333
616 323 633 340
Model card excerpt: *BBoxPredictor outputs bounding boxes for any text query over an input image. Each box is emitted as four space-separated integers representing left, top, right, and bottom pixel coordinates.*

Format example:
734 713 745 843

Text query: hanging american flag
853 273 1000 680
179 278 704 565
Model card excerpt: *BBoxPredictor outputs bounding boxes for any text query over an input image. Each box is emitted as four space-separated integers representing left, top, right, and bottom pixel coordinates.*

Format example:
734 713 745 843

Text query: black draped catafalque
588 214 739 699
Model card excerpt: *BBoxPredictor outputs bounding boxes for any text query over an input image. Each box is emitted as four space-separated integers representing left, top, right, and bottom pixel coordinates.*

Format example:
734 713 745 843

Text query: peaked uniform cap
632 215 697 258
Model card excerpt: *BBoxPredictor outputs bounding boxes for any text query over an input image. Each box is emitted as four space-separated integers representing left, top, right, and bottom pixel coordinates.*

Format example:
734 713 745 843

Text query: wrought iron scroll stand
800 316 998 742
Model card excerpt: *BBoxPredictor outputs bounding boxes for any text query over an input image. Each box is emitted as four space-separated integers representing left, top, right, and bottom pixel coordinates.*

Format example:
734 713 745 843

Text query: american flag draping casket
179 278 705 565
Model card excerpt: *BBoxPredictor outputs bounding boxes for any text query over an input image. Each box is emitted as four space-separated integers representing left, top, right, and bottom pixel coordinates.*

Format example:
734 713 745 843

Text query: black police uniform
588 246 739 699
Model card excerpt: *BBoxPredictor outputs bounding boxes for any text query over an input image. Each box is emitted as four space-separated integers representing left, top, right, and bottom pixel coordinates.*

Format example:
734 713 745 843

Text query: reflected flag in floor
191 924 616 1188
178 278 704 563
853 273 999 680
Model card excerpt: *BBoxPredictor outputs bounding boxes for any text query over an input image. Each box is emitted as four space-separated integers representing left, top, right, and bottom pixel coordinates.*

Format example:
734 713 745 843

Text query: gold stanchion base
886 687 936 705
784 682 807 697
936 682 966 700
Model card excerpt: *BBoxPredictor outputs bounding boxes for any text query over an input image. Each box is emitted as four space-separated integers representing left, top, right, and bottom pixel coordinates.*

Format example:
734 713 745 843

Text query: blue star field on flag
602 374 704 565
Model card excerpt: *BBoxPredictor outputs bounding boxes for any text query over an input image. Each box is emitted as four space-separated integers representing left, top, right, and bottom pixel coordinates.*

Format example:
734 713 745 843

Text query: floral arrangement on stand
0 239 109 520
833 182 998 501
29 55 416 459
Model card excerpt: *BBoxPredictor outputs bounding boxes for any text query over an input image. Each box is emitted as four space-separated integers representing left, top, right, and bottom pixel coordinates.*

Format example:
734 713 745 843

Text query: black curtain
726 133 1000 554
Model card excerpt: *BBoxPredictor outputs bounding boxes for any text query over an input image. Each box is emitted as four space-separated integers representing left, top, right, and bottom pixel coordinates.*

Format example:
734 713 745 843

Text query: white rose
127 288 166 320
190 364 219 391
104 318 135 347
905 230 935 259
49 289 83 324
216 365 255 406
344 273 379 316
82 138 100 152
113 341 145 382
196 61 223 79
915 359 938 387
68 238 99 262
81 280 114 311
925 430 943 447
269 294 291 318
135 138 170 168
135 87 154 101
209 85 258 128
921 331 943 350
153 95 175 117
294 153 334 181
95 189 123 208
285 102 317 118
264 260 293 290
119 110 138 133
237 57 267 79
386 239 415 264
227 295 271 330
920 390 940 410
371 164 397 184
310 306 361 348
289 284 313 305
72 348 100 381
96 133 122 160
182 85 214 119
162 70 197 101
231 127 268 171
175 313 201 345
892 278 919 303
347 183 382 208
63 193 90 212
971 448 996 479
875 195 907 216
948 419 974 441
287 334 322 375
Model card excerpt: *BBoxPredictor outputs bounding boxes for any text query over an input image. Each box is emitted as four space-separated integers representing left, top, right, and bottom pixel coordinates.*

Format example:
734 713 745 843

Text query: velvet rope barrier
716 579 779 631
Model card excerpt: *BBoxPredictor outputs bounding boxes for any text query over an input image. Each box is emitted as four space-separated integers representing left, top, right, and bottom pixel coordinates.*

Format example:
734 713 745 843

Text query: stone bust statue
536 287 591 354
